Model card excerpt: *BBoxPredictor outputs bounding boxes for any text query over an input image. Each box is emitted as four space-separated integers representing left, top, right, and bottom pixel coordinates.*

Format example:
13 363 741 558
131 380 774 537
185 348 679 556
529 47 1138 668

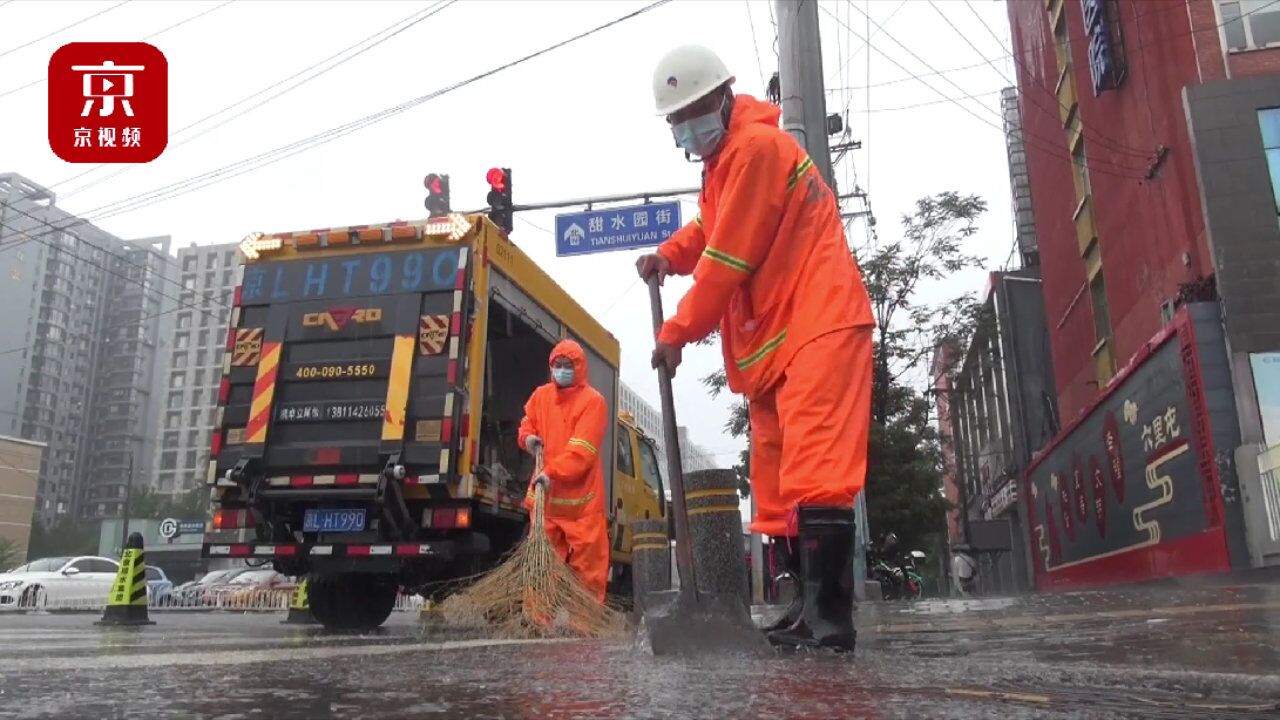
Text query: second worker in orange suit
518 339 610 603
638 45 876 652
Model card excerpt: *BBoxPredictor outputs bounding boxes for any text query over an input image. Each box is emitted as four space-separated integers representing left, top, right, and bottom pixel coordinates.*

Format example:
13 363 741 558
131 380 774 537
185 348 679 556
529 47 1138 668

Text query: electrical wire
0 218 228 326
2 203 232 312
0 0 131 60
857 89 1006 113
54 0 456 195
37 0 675 231
0 1 675 299
821 5 1147 180
839 0 1148 176
0 0 236 101
942 0 1159 161
745 0 767 91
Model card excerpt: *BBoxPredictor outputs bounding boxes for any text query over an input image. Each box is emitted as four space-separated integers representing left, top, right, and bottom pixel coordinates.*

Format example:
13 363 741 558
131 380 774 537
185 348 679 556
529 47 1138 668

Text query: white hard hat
652 45 734 116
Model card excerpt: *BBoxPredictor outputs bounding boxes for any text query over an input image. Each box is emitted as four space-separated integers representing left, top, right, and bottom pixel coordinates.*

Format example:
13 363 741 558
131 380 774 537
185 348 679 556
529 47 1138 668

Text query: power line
0 1 675 290
0 0 131 60
821 4 1147 181
841 0 1149 176
828 58 998 93
0 282 232 360
54 0 456 195
940 0 1156 161
0 218 228 325
856 89 1005 113
40 0 675 231
0 0 236 101
1 203 231 312
745 0 767 91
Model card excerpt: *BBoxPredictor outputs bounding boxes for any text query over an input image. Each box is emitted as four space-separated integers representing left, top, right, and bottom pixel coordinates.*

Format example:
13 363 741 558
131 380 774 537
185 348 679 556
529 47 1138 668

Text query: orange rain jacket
517 340 608 519
657 94 874 399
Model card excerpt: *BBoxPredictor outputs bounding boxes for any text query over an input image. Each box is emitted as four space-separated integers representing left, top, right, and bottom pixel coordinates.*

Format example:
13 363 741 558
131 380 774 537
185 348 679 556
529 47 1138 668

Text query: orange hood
549 339 588 389
727 94 782 137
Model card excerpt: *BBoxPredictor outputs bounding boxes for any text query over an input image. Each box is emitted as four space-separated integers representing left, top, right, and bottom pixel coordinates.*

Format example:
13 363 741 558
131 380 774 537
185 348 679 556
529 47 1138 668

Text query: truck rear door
212 242 471 546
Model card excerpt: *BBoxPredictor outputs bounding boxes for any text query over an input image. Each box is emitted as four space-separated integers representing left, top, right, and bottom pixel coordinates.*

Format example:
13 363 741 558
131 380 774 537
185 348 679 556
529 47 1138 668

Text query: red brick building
1006 0 1280 588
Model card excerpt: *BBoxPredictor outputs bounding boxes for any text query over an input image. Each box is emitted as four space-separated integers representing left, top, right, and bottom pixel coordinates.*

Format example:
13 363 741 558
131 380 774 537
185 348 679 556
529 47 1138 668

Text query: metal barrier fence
6 588 426 614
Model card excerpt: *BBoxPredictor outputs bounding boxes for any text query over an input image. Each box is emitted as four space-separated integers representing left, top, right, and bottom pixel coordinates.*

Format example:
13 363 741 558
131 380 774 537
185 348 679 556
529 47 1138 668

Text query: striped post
630 519 671 618
281 577 318 625
96 532 155 626
684 469 750 606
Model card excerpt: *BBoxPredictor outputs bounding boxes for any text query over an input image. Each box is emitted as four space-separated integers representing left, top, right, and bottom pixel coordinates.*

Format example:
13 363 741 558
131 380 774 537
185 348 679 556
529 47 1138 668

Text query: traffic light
485 167 512 233
424 173 450 217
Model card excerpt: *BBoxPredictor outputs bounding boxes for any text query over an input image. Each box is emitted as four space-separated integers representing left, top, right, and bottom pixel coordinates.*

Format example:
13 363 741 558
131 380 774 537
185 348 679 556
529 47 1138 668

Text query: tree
26 515 98 560
699 192 988 550
0 536 21 571
128 486 209 521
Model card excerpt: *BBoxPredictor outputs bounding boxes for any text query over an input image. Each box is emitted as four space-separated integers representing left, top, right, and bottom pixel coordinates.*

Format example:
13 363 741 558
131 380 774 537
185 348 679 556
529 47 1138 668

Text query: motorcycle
868 533 926 601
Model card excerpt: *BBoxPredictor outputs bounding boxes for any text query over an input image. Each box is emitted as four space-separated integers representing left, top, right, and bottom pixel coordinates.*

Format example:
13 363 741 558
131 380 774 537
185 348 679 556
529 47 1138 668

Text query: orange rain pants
747 327 873 537
653 94 876 537
518 339 610 603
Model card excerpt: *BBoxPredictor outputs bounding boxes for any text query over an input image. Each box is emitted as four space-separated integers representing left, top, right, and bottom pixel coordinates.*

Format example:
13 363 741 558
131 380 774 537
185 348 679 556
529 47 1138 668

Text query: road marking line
5 637 574 671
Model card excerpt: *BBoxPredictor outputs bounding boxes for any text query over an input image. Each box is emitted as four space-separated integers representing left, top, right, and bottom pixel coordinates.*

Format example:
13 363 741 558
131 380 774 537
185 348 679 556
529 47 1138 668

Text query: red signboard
1024 310 1231 590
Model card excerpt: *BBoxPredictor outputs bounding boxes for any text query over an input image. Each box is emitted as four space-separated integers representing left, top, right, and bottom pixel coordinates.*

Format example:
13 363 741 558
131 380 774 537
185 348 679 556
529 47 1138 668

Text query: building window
182 255 197 272
175 333 189 350
206 253 217 270
176 312 192 330
1222 1 1280 51
1090 271 1111 340
225 251 237 266
1258 107 1280 221
170 372 185 389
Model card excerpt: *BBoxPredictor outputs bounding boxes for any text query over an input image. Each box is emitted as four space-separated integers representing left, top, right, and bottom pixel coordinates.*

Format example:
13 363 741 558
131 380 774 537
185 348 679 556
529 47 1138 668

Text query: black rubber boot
759 537 802 632
766 505 857 653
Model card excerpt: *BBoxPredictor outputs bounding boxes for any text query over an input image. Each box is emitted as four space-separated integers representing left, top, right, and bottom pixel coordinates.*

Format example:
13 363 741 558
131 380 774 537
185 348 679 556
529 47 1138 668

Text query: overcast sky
1 0 1018 475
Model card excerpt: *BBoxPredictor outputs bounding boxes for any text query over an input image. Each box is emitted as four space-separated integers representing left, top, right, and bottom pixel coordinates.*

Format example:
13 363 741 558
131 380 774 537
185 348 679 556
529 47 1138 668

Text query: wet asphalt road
1 583 1279 719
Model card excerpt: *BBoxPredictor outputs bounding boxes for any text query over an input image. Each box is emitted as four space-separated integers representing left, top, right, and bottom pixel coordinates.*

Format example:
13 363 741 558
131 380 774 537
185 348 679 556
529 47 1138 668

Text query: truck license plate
303 509 366 533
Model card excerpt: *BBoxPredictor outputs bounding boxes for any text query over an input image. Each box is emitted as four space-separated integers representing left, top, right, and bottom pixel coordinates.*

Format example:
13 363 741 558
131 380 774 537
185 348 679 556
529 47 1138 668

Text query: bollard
96 532 155 626
282 577 318 625
683 469 750 607
630 519 671 618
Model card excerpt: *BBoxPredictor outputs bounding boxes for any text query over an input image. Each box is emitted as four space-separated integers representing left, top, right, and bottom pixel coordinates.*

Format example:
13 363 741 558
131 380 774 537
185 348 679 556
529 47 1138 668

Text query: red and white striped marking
209 543 444 558
266 474 380 488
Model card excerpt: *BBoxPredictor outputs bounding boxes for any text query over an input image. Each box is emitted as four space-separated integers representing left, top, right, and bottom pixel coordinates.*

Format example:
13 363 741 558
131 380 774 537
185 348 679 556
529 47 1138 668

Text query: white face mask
552 367 575 387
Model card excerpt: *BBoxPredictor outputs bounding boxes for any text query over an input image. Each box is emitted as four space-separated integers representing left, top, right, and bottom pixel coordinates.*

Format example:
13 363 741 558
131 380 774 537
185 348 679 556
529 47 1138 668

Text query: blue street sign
555 201 683 257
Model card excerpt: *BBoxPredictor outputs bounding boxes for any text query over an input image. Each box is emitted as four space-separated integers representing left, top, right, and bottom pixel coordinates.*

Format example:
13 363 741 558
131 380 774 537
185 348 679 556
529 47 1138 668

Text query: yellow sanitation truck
202 213 665 629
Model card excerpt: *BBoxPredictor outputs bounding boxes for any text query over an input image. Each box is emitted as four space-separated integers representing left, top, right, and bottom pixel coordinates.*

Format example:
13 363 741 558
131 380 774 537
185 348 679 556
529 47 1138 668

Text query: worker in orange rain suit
518 339 610 604
637 45 875 652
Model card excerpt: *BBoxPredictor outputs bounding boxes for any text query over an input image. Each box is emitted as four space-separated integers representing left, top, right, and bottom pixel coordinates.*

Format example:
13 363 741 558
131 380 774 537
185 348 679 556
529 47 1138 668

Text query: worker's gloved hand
533 473 551 491
636 253 671 286
525 435 542 454
651 342 683 378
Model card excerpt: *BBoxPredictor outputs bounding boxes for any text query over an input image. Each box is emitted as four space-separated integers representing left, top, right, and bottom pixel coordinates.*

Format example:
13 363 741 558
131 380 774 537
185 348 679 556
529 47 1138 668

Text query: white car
0 556 121 609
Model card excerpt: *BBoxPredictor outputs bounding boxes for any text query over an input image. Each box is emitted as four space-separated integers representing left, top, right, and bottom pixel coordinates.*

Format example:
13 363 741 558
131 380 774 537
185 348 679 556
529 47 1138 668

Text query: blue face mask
552 367 575 387
671 98 727 158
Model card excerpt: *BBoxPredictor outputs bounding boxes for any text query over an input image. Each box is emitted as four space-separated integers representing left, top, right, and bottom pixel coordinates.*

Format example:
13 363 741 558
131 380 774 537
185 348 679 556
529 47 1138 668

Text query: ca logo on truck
302 307 383 332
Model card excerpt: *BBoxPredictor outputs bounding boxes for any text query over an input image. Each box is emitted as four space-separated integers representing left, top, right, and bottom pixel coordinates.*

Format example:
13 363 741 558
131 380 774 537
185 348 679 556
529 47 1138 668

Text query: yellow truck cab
203 213 665 629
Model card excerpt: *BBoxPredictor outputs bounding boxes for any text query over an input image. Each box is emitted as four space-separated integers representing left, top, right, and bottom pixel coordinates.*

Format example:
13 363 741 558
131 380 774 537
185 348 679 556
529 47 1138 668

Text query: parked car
202 569 295 608
168 568 251 607
0 556 120 609
145 566 174 603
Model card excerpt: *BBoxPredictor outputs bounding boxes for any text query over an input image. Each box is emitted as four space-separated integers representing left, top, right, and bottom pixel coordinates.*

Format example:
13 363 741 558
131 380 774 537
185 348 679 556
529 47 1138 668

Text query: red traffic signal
485 167 508 192
423 173 450 217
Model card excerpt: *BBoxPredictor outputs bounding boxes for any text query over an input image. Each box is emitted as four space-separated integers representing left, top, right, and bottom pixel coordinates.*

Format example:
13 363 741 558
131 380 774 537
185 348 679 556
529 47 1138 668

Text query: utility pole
776 0 835 190
120 453 134 553
775 0 869 601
